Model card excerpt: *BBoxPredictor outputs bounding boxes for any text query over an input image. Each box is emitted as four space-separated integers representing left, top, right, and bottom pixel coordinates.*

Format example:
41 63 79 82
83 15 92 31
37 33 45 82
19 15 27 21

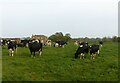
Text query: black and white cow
74 41 79 46
54 40 67 48
89 45 100 59
18 40 29 47
1 39 8 46
7 40 17 56
46 40 52 47
28 40 43 57
74 42 89 59
99 41 103 48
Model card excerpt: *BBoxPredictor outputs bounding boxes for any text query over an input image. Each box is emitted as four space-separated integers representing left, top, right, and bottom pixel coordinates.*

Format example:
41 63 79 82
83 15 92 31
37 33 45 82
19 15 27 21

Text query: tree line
48 32 120 42
21 32 119 42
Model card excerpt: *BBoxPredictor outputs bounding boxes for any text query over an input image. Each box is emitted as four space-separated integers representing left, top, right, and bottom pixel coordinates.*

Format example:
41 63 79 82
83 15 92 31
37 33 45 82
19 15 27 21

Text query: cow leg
31 52 33 57
62 45 64 48
80 53 83 59
39 51 42 56
82 54 84 59
93 54 96 59
91 54 92 59
11 50 14 56
33 52 35 58
91 53 93 59
9 49 12 56
8 49 11 56
39 50 42 56
75 53 78 59
97 50 100 55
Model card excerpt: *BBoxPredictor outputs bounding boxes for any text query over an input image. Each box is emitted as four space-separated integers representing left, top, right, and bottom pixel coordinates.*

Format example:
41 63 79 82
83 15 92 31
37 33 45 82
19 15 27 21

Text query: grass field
2 42 119 81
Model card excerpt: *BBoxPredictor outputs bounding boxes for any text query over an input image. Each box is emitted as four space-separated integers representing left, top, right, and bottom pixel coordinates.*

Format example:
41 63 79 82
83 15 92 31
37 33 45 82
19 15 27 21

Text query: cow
46 40 52 47
74 41 79 46
28 39 43 57
7 40 17 56
1 39 8 46
99 41 103 48
54 40 67 48
20 40 29 47
74 42 89 59
0 39 2 46
89 44 100 59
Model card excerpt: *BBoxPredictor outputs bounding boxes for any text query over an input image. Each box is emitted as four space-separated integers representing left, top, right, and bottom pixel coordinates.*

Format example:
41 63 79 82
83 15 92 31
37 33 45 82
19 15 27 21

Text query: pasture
2 42 119 81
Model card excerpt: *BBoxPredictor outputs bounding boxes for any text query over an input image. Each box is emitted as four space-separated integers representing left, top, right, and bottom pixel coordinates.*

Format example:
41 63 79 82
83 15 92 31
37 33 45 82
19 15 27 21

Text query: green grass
2 42 119 81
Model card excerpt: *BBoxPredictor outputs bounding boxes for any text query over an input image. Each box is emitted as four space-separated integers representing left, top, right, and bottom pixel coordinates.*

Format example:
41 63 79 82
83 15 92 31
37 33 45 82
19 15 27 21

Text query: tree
65 33 71 38
102 37 108 42
49 32 71 42
118 37 120 42
48 35 56 42
55 32 63 37
112 36 118 42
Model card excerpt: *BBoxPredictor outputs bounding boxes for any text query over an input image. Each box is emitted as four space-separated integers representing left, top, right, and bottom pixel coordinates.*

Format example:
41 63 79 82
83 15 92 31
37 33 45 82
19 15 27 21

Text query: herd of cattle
1 39 103 59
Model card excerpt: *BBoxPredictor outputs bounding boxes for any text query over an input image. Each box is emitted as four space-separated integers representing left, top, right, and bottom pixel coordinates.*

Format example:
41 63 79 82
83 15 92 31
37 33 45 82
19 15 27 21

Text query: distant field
2 42 119 81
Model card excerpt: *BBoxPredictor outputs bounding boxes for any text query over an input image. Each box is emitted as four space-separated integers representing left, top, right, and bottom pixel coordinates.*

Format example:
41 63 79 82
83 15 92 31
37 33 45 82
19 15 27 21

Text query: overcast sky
0 0 119 38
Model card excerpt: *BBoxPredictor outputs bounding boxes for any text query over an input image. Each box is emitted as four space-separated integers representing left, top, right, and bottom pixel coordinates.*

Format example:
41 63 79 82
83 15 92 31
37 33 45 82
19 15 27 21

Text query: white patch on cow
80 45 83 47
32 40 35 42
7 42 10 44
26 43 28 47
55 43 59 47
35 39 39 43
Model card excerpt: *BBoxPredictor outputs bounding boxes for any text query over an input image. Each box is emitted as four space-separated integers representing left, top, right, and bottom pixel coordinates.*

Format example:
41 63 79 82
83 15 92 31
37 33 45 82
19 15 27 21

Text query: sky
0 0 119 38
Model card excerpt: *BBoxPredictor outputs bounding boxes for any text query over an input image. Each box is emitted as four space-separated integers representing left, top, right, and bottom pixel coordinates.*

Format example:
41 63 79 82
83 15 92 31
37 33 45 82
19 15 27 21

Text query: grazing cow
28 40 42 57
7 40 17 56
54 40 67 48
75 42 89 59
1 39 7 46
74 41 79 46
46 40 52 47
0 39 2 46
20 40 29 47
89 45 100 59
99 41 103 48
